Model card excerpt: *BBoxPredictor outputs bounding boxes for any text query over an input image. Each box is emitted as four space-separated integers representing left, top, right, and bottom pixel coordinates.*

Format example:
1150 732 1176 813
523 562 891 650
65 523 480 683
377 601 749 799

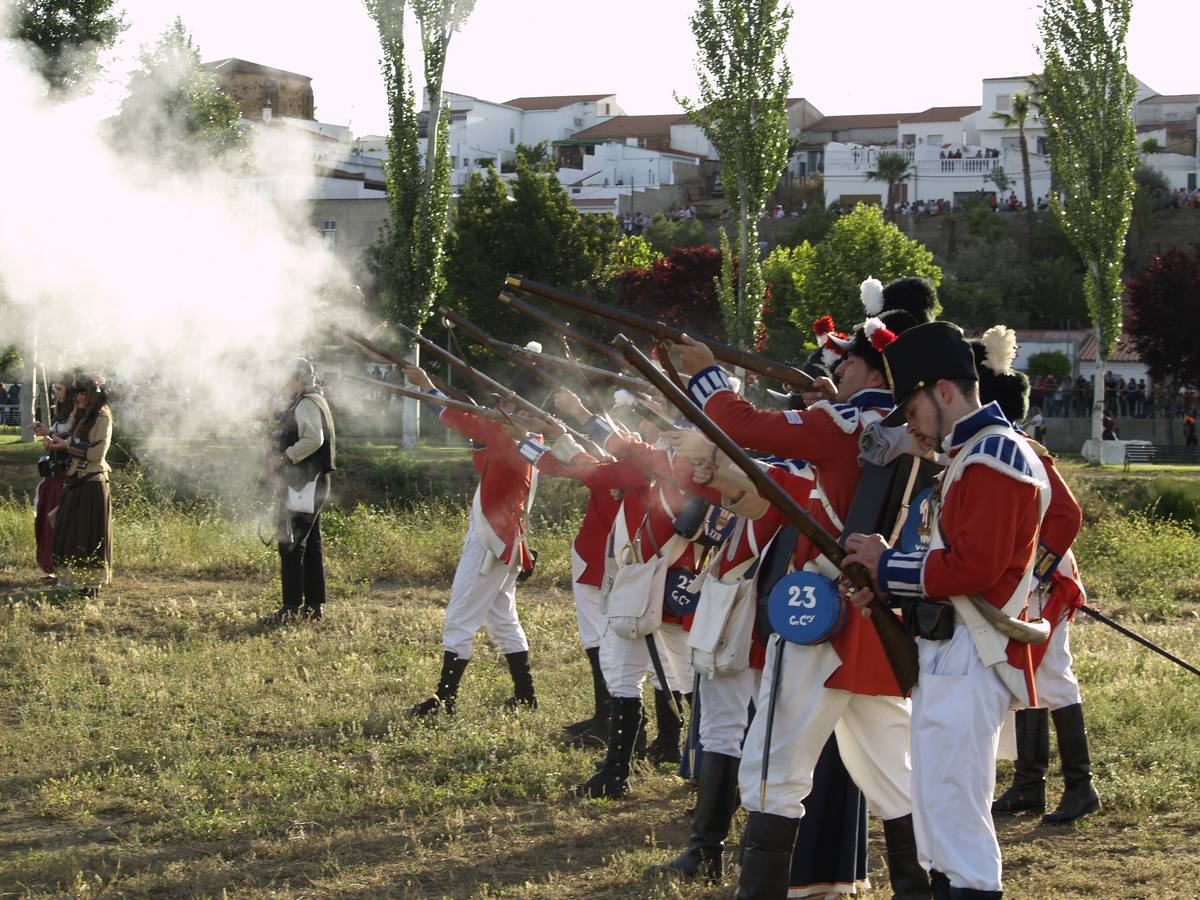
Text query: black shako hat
970 340 1030 423
881 322 977 426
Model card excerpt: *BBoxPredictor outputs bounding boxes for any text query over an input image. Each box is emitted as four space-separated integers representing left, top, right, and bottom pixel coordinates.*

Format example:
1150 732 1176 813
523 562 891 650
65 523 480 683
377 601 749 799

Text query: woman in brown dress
47 377 113 594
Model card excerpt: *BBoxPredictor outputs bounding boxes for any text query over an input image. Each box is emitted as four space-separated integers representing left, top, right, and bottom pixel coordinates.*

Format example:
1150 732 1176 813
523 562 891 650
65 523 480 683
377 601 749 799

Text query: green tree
442 158 622 348
677 0 793 350
1027 350 1072 381
11 0 124 92
641 215 708 255
108 18 247 168
364 1 473 444
865 151 912 220
761 242 819 360
1037 0 1138 445
609 234 660 277
990 90 1036 234
783 204 941 332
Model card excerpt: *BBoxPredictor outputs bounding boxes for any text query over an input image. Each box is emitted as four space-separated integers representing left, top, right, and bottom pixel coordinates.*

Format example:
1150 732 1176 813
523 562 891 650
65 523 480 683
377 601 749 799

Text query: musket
437 306 560 394
338 328 475 404
342 374 543 428
1078 603 1200 679
388 323 590 443
498 290 631 371
507 343 653 394
613 333 919 694
507 275 815 389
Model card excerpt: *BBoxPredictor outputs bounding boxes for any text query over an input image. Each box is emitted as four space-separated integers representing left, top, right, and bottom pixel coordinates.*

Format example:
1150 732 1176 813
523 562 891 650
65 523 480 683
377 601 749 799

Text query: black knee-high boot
992 707 1048 814
1043 703 1101 823
646 687 685 765
575 696 643 799
503 650 538 709
882 813 931 898
564 646 609 746
735 811 798 899
410 651 469 717
648 751 740 881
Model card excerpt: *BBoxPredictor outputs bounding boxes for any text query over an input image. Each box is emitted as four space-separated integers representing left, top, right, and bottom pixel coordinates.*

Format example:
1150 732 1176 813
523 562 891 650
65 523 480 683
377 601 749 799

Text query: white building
822 75 1200 207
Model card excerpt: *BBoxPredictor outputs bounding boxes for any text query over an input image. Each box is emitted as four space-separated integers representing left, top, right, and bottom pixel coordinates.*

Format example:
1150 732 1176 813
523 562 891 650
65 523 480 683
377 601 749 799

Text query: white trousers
600 620 693 698
441 520 527 659
1034 619 1082 710
911 624 1012 892
570 547 606 650
739 635 913 822
698 667 761 758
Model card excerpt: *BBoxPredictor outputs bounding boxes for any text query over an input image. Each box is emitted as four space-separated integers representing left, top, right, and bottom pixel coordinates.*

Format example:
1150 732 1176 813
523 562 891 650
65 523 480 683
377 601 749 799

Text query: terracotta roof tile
900 105 981 124
505 94 613 110
807 112 917 131
569 114 685 140
1078 333 1143 363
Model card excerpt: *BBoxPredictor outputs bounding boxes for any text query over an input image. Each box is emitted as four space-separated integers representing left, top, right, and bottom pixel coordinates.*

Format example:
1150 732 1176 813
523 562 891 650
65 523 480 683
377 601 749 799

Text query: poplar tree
1036 0 1137 447
363 0 474 444
677 0 793 350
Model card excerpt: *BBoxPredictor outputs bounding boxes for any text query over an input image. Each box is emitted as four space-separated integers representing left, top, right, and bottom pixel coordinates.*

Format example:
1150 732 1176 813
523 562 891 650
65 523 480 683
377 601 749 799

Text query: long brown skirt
52 476 112 581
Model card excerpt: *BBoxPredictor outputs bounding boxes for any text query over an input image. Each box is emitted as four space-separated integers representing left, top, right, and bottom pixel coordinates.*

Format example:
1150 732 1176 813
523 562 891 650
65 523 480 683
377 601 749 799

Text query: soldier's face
903 388 946 447
833 354 883 402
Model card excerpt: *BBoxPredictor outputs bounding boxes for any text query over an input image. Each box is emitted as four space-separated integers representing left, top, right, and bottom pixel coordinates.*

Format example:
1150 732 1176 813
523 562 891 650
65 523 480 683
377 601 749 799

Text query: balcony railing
824 148 1001 177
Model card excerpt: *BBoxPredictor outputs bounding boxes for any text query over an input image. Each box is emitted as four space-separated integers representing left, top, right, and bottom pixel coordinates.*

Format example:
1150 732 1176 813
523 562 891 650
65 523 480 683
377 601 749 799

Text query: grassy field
1 446 1199 897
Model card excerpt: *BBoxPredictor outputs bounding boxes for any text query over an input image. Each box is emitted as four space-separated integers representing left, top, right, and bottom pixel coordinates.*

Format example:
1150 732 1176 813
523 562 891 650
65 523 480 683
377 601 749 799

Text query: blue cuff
879 548 926 599
1033 545 1061 583
517 438 549 466
688 365 733 407
425 388 447 418
584 414 615 446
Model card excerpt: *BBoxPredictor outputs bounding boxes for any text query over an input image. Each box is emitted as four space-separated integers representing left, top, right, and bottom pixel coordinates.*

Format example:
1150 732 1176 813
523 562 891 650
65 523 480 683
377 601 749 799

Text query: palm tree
991 91 1036 234
866 151 912 221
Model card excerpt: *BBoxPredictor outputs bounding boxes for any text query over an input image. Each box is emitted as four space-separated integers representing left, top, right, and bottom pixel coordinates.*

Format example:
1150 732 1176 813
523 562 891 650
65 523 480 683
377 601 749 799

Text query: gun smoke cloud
0 22 361 503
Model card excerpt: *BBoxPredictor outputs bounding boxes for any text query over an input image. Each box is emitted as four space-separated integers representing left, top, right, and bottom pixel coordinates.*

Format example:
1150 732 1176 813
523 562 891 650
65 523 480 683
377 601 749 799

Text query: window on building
927 133 943 146
574 117 583 127
321 220 336 249
604 103 610 115
996 94 1011 113
509 128 515 144
1036 137 1049 155
584 145 594 155
901 133 916 148
637 138 647 148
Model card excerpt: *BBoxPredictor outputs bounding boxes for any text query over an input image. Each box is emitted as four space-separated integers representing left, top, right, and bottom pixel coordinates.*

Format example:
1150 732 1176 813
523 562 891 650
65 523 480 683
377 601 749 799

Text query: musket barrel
507 275 814 389
498 290 629 369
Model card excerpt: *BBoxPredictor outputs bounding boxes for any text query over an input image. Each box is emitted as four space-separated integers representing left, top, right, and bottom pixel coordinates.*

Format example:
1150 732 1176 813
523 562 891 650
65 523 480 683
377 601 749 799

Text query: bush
641 216 708 255
1027 350 1071 380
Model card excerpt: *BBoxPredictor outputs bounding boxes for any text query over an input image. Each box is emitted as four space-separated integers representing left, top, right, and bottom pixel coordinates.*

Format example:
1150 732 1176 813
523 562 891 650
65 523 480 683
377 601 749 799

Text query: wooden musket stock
613 334 919 694
509 275 815 389
437 306 560 393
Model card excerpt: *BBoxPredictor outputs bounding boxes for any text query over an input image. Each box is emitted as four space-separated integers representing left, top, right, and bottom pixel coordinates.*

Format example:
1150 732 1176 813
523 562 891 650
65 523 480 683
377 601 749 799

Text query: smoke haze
0 21 360 502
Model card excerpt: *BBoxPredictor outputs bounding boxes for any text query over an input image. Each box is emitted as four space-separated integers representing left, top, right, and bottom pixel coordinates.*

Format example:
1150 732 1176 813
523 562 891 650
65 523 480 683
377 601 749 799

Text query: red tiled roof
1078 333 1143 363
505 94 612 110
807 113 917 131
900 105 981 124
570 114 685 140
1012 329 1090 342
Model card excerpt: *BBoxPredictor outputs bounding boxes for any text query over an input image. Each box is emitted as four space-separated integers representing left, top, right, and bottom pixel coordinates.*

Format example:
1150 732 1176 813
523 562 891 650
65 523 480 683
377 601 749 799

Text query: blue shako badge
664 569 702 616
767 570 846 644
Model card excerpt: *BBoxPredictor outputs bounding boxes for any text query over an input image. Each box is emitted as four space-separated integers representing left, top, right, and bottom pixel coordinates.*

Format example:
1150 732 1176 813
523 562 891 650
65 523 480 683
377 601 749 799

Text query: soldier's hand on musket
538 415 567 439
842 532 888 612
402 365 433 391
811 374 838 402
665 429 714 465
671 333 715 375
33 421 48 437
553 388 589 423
